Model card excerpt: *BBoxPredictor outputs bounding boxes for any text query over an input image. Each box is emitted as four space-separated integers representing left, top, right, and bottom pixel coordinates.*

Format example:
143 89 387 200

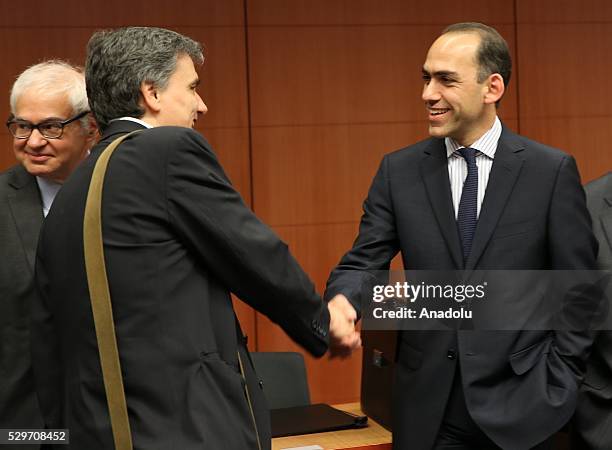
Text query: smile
25 152 52 161
428 108 450 116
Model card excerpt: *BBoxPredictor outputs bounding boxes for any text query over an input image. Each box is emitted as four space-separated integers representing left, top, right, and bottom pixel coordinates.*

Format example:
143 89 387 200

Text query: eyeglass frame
6 110 90 140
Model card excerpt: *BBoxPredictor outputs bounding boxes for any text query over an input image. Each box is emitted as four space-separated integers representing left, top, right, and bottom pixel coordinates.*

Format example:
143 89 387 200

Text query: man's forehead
175 54 198 75
432 31 480 52
424 33 480 71
14 90 72 119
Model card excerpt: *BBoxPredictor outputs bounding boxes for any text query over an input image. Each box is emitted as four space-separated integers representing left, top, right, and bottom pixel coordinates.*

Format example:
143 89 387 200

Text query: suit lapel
420 139 463 269
466 128 525 269
7 166 43 273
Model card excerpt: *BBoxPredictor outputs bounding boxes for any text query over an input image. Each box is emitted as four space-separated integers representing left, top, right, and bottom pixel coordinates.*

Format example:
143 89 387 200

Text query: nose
422 81 441 104
197 93 208 115
25 128 48 148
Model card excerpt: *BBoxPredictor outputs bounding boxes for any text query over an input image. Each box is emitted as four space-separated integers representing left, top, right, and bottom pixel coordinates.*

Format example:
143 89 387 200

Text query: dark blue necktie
457 148 478 263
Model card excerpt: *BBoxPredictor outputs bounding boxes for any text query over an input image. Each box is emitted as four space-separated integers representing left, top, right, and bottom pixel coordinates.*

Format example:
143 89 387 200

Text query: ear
84 114 99 146
139 81 161 113
483 73 505 105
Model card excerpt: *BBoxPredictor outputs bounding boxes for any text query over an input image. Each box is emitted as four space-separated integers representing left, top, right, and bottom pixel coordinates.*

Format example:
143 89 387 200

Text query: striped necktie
457 147 478 263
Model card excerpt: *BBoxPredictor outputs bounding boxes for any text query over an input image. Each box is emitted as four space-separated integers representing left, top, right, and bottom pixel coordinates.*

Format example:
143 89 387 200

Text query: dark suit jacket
0 164 44 450
573 172 612 449
31 120 330 450
325 126 597 450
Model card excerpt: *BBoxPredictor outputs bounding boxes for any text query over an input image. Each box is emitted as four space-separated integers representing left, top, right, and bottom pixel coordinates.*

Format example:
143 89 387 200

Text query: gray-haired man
1 60 96 449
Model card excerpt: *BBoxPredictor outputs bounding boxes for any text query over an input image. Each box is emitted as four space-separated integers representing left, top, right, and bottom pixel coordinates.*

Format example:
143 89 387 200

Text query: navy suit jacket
326 126 598 450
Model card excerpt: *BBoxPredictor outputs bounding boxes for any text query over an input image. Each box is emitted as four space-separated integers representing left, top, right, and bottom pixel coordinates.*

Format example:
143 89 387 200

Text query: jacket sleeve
165 129 329 357
547 155 599 379
324 155 400 315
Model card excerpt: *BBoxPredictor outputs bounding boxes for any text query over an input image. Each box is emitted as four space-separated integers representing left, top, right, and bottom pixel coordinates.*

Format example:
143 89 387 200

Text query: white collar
110 117 154 128
36 176 62 217
445 116 502 160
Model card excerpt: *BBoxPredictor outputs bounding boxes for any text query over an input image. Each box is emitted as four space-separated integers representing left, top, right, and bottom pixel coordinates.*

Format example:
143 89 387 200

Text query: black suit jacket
326 126 597 450
573 172 612 449
31 121 330 450
0 164 44 450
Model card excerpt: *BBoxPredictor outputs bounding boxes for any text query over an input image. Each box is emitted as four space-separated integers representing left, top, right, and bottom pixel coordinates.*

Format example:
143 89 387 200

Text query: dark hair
443 22 512 92
85 27 204 130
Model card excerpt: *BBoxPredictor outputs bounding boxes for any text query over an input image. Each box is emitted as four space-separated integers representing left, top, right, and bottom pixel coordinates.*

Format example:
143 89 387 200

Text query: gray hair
85 27 204 130
443 22 511 104
10 60 90 129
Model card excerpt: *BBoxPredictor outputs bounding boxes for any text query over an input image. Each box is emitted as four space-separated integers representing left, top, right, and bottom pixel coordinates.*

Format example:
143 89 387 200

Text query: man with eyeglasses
0 60 96 448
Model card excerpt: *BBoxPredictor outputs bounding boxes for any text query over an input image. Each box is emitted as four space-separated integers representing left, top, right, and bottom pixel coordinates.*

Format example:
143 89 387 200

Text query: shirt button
447 349 457 360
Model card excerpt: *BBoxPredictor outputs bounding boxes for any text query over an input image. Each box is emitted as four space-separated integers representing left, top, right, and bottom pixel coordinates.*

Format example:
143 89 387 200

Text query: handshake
327 294 362 358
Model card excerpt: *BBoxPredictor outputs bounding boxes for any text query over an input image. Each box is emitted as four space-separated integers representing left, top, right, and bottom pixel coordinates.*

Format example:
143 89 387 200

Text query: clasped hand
327 294 361 358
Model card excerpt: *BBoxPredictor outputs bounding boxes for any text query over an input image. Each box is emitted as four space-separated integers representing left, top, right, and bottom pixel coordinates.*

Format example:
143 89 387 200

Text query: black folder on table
270 403 368 438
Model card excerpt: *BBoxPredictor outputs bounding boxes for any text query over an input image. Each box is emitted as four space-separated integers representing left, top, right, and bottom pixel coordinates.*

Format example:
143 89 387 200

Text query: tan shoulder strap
83 130 141 450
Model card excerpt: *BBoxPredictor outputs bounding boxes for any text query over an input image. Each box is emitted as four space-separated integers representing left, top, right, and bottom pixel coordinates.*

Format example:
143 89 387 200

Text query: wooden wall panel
0 0 244 27
517 0 612 23
252 123 429 226
516 1 612 183
520 118 611 185
258 222 363 403
179 26 250 130
516 24 612 120
247 0 514 25
204 128 252 203
248 26 433 127
1 133 14 170
248 25 517 127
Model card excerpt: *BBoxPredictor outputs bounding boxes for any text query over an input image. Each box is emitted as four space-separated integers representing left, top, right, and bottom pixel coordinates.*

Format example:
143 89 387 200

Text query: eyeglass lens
6 110 88 139
9 121 64 139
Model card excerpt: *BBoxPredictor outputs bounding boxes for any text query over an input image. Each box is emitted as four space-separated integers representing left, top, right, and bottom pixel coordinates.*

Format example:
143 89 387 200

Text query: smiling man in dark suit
0 61 96 450
326 22 597 450
31 27 360 450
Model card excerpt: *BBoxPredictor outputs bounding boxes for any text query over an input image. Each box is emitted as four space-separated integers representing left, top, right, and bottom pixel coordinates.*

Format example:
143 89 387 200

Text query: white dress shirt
445 116 502 219
109 117 153 128
36 177 62 217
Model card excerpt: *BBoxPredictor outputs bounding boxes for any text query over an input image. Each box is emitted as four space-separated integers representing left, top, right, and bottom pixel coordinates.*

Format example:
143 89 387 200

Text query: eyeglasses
6 110 90 139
